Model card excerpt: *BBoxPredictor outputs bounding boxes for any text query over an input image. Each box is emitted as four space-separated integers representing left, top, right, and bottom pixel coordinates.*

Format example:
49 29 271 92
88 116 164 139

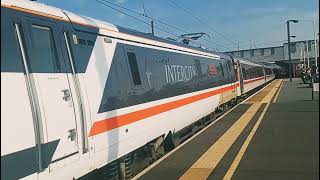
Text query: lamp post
313 20 318 74
286 19 298 82
306 41 310 68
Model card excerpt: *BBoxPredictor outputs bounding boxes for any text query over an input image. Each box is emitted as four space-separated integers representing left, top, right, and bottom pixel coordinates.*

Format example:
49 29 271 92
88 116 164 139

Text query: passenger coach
1 0 274 179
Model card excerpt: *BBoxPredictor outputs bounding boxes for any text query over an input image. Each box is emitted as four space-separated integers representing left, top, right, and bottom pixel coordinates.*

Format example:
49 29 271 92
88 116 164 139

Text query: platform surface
134 79 319 180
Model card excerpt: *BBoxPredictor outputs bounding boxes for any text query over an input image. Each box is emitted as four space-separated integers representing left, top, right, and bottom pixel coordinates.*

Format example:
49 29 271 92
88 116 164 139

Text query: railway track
80 81 269 180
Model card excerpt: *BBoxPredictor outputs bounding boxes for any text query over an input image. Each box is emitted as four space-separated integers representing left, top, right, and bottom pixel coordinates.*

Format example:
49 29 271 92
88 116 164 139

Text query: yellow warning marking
243 80 278 104
223 103 270 180
179 103 262 180
179 80 282 180
261 80 283 103
272 80 284 103
223 80 283 180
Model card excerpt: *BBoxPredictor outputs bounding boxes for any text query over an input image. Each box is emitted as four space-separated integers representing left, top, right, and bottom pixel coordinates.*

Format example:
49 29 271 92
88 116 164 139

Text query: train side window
219 62 225 77
227 61 231 72
1 16 24 72
127 52 142 86
226 61 233 80
271 48 275 55
194 59 202 76
242 68 247 79
69 32 97 73
28 25 60 73
222 61 230 81
228 61 236 82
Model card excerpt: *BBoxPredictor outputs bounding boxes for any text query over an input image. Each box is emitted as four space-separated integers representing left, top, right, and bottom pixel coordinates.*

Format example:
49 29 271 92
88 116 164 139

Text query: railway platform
133 79 319 180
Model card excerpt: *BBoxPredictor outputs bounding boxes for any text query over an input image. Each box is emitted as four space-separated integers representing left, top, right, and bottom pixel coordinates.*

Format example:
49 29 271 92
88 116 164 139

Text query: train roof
2 0 262 67
2 0 224 59
233 57 263 67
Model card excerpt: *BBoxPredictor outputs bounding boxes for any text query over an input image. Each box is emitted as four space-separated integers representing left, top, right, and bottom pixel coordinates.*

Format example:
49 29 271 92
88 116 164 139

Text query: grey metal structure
225 39 319 77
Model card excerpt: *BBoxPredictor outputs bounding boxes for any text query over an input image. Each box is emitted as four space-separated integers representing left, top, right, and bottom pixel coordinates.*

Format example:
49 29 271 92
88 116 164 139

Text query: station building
225 39 319 77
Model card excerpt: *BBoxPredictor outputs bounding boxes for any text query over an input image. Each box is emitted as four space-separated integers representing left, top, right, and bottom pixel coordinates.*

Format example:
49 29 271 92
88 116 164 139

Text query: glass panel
1 16 24 72
242 68 246 79
29 25 60 73
127 52 141 85
291 43 296 53
194 59 202 76
219 62 224 77
223 61 230 83
308 41 312 52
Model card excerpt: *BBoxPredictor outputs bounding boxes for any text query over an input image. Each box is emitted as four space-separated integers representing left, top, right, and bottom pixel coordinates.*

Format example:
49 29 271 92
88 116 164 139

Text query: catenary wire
168 0 238 46
98 0 232 50
95 0 232 51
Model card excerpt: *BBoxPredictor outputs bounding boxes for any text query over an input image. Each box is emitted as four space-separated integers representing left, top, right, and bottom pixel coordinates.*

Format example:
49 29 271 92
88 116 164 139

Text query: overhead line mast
96 0 232 51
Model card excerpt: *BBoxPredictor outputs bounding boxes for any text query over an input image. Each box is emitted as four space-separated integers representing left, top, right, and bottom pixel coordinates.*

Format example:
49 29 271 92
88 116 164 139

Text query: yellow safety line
272 80 284 103
179 103 262 180
223 80 283 180
261 80 283 103
223 103 270 180
132 80 274 180
179 80 282 180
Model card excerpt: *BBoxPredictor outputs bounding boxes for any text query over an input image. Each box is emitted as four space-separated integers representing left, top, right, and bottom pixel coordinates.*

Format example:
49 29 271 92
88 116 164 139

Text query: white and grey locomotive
1 0 274 179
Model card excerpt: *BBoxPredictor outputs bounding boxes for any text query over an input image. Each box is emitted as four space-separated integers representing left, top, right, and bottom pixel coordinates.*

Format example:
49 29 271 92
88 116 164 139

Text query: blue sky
38 0 319 51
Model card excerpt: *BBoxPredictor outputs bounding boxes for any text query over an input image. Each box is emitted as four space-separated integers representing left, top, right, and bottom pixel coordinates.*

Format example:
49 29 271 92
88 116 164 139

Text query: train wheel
148 136 165 164
231 98 237 107
104 160 120 180
119 153 134 180
164 131 178 151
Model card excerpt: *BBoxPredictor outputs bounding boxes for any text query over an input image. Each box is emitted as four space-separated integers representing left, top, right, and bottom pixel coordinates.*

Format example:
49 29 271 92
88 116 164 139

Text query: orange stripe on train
244 76 265 85
88 75 264 137
88 84 237 137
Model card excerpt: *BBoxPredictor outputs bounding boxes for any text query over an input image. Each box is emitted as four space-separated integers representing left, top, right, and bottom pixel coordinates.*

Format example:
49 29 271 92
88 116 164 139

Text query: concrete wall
227 46 284 62
225 39 320 78
283 40 319 61
226 39 319 64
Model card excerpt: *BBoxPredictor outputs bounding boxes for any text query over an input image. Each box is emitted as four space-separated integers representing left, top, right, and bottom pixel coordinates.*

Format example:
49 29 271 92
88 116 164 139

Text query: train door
224 60 235 103
227 60 237 96
263 66 267 82
61 28 96 155
233 61 241 96
18 18 79 169
239 63 244 94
